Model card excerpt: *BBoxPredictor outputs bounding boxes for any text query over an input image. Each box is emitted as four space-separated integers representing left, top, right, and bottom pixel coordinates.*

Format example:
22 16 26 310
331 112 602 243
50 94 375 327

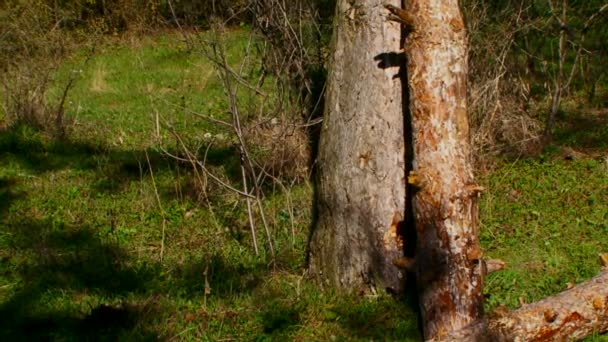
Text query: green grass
480 156 608 310
1 29 607 341
0 126 420 340
50 31 253 148
0 30 421 341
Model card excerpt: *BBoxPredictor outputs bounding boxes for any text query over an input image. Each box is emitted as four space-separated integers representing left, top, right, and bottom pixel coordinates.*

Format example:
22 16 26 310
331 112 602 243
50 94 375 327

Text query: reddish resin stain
532 312 585 341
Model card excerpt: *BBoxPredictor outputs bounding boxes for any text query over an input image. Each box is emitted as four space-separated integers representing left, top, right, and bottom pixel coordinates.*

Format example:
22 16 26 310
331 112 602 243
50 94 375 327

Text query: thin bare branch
145 150 167 262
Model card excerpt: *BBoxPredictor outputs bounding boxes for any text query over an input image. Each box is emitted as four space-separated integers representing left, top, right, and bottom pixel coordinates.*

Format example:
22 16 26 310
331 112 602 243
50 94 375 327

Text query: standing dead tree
386 1 485 338
388 1 608 340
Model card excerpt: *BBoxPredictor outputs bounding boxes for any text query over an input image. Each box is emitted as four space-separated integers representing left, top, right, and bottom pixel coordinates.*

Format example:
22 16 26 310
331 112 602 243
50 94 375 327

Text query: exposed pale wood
485 259 506 274
399 0 484 339
308 0 407 293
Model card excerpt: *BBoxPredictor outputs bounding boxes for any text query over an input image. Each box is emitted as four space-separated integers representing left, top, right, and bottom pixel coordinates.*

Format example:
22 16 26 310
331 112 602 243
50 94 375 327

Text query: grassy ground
1 30 607 341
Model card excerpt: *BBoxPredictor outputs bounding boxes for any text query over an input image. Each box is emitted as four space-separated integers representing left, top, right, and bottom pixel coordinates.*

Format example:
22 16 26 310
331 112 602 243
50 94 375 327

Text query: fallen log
435 262 608 341
489 269 608 341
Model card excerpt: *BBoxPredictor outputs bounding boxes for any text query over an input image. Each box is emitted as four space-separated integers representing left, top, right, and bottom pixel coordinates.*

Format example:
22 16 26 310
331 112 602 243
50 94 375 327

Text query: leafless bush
0 1 90 134
252 0 330 119
2 66 54 130
29 0 253 34
153 1 330 255
465 0 608 158
165 0 328 184
244 119 311 184
166 0 250 27
464 1 544 160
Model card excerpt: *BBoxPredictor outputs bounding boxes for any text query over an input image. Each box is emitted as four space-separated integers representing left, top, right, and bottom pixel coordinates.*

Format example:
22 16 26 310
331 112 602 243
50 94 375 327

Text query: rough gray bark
308 0 407 293
399 0 485 339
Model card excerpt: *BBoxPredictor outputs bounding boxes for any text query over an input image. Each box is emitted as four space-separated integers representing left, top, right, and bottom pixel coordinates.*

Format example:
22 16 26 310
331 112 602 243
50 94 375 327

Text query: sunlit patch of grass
553 102 608 150
90 62 112 93
480 156 608 311
48 30 257 151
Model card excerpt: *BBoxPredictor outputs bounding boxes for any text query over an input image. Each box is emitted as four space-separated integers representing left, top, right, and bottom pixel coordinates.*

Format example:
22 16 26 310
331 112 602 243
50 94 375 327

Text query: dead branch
432 261 608 341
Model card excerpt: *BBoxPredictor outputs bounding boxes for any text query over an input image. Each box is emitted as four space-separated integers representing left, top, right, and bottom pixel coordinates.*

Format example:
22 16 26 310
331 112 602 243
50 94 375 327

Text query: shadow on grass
0 123 422 340
173 254 265 299
0 123 242 198
0 177 22 215
259 300 304 337
249 289 421 341
332 296 421 341
0 216 158 340
553 109 608 150
0 215 271 340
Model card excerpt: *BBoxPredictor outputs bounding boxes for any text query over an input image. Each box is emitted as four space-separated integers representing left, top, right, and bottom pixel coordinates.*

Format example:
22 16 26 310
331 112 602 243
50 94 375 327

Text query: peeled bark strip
403 0 484 339
308 0 407 292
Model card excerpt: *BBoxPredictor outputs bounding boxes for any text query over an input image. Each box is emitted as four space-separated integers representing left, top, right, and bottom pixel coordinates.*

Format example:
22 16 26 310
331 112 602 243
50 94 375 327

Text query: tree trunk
309 0 608 339
402 0 485 339
308 0 407 293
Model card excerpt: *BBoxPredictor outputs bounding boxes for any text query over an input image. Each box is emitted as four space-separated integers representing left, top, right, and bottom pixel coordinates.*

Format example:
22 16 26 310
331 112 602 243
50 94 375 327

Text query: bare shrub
35 0 253 34
153 2 330 255
2 66 52 130
0 1 90 134
465 1 608 159
245 119 311 184
464 1 544 161
252 0 330 117
168 0 327 184
166 0 250 27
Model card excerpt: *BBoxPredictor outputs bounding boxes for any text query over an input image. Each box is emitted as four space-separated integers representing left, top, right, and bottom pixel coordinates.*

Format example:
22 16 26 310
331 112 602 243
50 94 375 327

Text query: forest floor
0 30 607 341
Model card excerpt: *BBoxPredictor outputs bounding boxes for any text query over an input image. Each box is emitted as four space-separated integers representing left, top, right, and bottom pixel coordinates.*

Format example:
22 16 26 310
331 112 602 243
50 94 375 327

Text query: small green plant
480 157 608 311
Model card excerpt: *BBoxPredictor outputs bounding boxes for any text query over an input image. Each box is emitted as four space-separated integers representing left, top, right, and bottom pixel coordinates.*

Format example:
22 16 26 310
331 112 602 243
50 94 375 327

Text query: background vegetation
0 0 607 340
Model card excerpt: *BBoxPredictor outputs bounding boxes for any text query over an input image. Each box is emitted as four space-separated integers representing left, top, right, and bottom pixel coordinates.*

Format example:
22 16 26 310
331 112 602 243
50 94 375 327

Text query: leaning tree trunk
394 1 608 340
308 0 407 293
398 0 485 339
